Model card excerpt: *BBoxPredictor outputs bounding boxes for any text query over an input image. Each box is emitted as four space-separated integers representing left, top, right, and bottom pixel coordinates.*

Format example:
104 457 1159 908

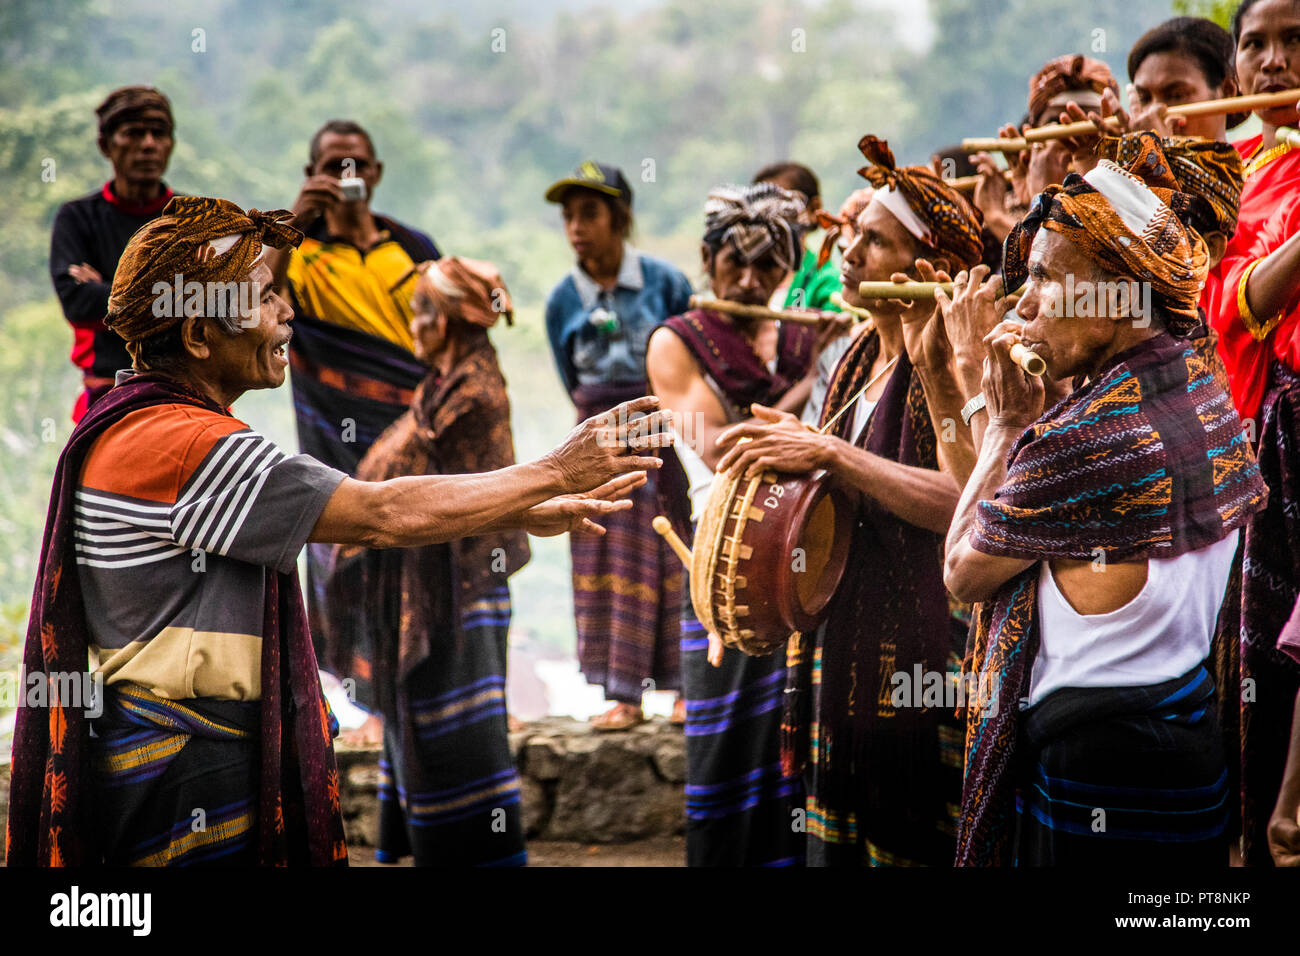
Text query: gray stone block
543 736 684 842
522 735 566 781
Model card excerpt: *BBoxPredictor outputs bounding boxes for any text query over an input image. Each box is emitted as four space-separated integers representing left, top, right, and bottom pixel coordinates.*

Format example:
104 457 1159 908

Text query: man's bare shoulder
646 324 697 379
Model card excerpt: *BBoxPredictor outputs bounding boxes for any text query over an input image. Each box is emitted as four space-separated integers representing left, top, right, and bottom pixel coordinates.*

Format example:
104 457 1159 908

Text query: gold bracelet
1238 259 1285 341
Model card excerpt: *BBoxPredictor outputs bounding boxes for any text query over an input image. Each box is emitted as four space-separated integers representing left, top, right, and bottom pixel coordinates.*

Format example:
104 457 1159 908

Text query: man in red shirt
49 86 178 422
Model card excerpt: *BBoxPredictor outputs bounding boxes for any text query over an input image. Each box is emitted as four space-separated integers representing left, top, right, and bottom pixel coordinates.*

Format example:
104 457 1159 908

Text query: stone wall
512 716 685 842
339 716 686 847
0 717 687 860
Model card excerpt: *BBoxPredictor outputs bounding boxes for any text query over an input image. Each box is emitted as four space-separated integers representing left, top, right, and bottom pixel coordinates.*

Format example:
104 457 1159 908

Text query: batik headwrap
1097 134 1243 240
106 196 302 358
1027 54 1119 123
703 182 806 272
1002 132 1209 335
814 186 874 269
408 256 514 328
856 136 984 270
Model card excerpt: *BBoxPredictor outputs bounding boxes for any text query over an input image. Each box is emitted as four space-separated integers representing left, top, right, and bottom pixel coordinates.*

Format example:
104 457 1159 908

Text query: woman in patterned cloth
322 257 546 865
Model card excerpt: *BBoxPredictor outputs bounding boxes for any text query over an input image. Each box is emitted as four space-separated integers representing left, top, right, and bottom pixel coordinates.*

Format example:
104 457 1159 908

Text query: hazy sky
440 0 936 49
94 0 938 49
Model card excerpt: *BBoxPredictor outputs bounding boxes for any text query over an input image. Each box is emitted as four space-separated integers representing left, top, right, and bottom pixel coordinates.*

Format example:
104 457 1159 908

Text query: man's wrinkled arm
310 466 565 549
943 423 1034 602
824 439 961 535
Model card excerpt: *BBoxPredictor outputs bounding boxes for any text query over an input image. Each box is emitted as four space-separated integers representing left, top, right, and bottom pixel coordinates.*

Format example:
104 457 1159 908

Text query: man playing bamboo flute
907 133 1245 493
973 55 1120 241
6 196 667 867
946 136 1267 866
714 137 985 867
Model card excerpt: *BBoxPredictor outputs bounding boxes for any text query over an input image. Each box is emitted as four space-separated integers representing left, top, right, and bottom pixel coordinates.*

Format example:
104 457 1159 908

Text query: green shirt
782 245 841 311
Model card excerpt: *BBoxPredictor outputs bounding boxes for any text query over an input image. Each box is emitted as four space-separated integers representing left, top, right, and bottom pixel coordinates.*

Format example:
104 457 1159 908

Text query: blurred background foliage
1173 0 1240 26
1 0 1188 720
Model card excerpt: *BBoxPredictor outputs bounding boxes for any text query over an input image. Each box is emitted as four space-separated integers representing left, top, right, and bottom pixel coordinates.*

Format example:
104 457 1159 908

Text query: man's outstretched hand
521 471 648 537
545 396 673 494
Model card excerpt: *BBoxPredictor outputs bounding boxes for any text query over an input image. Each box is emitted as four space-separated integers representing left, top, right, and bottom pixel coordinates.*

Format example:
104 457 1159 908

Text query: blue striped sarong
90 683 261 866
681 559 805 867
1015 662 1229 866
569 383 682 704
375 585 527 867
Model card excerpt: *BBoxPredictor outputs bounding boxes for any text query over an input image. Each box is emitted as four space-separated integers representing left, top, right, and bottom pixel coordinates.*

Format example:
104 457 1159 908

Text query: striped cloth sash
94 684 256 789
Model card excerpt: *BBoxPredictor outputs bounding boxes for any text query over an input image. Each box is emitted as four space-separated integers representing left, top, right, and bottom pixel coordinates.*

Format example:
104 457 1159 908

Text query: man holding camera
264 120 440 676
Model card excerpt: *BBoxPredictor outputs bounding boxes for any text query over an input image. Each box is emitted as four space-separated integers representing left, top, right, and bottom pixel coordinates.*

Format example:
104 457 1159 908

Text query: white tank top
1026 529 1239 708
673 428 717 524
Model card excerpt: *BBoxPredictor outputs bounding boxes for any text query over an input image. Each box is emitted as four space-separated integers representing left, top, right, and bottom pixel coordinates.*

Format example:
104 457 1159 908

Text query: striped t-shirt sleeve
169 427 346 575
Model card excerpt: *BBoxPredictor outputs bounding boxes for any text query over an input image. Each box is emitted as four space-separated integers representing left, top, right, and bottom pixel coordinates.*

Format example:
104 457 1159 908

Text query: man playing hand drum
647 181 825 867
714 137 985 867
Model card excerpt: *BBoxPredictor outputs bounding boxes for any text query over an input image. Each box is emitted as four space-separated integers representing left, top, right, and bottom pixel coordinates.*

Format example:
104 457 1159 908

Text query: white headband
205 233 244 257
1082 160 1171 238
876 185 935 248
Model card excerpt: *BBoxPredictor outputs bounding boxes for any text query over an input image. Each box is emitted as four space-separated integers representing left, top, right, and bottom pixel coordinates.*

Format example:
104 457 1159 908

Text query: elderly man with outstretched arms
7 197 665 868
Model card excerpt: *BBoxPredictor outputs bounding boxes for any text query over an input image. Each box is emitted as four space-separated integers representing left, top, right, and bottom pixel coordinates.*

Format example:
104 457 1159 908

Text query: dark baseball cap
544 160 633 206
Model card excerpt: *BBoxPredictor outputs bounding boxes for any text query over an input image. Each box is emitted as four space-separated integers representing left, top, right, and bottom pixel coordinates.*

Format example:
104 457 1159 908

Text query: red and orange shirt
75 392 345 701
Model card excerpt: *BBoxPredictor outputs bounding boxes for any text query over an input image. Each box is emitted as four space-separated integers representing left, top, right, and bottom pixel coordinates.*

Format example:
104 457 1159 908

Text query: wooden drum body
690 467 853 656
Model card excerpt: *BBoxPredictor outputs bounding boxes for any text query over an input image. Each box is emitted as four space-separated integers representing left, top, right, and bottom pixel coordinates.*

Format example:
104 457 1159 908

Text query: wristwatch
960 392 987 427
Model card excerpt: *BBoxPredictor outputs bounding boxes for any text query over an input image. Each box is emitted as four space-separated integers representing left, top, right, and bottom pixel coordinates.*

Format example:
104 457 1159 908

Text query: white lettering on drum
763 483 785 510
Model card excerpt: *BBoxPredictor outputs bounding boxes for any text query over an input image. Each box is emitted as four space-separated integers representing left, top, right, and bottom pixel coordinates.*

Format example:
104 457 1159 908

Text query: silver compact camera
339 176 367 201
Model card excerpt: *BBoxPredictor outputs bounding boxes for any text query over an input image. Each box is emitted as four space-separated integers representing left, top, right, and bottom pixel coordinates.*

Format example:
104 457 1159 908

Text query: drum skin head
790 490 849 617
690 465 853 656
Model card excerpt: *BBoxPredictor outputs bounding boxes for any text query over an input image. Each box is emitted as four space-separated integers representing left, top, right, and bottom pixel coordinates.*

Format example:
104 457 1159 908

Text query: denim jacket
544 245 693 393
